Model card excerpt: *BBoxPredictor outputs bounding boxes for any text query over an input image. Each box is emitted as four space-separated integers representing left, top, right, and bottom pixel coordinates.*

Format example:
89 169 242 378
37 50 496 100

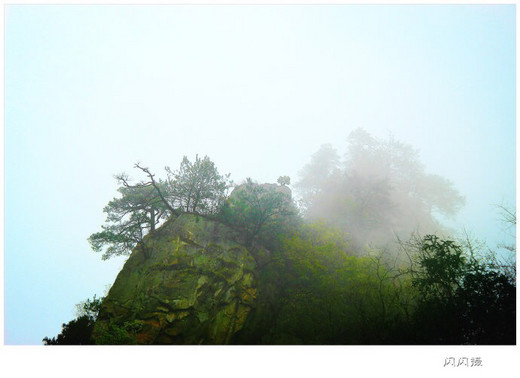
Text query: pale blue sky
4 5 515 344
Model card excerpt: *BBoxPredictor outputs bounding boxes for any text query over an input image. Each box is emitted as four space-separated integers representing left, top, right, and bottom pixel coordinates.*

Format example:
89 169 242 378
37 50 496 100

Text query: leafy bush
93 320 143 345
409 235 516 344
43 295 105 345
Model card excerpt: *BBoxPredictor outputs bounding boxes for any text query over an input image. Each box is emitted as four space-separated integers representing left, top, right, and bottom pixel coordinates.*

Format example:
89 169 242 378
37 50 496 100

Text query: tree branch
134 163 179 216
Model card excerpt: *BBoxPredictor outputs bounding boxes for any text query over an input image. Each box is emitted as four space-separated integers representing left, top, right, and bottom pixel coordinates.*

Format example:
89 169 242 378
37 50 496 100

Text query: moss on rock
93 214 257 344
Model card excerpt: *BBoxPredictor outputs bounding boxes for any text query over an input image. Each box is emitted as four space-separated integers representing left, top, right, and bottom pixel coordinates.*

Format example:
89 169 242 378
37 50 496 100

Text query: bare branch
114 172 152 189
494 203 516 225
134 163 179 216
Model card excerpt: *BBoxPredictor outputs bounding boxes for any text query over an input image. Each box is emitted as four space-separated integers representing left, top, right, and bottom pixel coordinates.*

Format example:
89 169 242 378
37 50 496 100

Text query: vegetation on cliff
44 130 515 345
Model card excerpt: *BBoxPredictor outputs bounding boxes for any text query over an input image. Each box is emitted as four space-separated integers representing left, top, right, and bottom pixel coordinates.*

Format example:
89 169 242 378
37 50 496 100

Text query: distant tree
165 155 231 214
88 176 169 260
277 176 291 186
296 129 465 252
414 174 465 217
295 143 340 211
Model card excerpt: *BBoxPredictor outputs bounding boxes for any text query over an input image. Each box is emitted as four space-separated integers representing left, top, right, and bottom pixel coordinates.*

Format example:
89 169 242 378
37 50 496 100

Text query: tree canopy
403 234 516 344
89 155 230 260
88 181 169 260
165 155 230 214
218 178 298 250
43 295 104 345
296 129 465 252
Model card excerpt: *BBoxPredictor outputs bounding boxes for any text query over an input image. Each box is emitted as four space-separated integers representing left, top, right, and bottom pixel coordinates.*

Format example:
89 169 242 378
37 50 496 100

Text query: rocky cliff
92 213 257 344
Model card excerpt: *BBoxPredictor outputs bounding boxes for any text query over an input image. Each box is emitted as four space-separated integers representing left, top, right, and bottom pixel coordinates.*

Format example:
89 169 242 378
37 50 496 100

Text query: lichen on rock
92 213 257 344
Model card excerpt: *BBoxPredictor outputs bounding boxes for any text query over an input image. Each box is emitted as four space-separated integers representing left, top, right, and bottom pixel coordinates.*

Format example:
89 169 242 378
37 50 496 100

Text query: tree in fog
277 175 291 186
296 129 465 252
165 155 231 214
296 143 341 210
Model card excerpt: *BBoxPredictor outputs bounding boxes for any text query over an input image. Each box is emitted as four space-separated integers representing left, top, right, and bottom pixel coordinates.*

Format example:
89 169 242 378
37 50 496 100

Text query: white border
0 1 518 377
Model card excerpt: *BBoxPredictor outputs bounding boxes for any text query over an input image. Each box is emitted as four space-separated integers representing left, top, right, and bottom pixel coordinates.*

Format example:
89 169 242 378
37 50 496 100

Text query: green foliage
75 294 104 320
218 178 299 249
409 235 516 344
88 183 169 260
278 223 413 343
43 315 96 345
86 153 513 345
94 320 142 345
166 155 231 214
412 235 466 299
235 221 412 344
43 295 105 345
90 155 229 260
237 230 514 345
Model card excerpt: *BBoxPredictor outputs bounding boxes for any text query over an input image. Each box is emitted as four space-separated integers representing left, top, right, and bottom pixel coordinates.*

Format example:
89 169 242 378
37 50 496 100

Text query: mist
4 4 515 366
294 129 467 256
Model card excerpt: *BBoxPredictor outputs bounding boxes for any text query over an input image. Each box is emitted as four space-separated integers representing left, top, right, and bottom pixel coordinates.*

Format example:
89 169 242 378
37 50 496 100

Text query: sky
3 5 516 345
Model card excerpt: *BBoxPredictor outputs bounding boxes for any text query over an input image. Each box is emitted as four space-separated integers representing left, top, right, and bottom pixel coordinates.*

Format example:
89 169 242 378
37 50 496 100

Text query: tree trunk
150 209 156 232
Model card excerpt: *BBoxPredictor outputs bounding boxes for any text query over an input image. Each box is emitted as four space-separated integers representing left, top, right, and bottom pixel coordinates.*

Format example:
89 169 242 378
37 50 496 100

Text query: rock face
92 214 257 344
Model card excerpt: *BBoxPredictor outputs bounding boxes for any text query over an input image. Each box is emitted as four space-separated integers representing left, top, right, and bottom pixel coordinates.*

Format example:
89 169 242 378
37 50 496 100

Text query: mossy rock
93 214 257 345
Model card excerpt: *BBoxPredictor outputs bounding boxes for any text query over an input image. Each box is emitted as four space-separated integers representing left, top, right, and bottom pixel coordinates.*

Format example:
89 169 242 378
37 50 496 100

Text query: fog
3 3 515 354
295 129 467 256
